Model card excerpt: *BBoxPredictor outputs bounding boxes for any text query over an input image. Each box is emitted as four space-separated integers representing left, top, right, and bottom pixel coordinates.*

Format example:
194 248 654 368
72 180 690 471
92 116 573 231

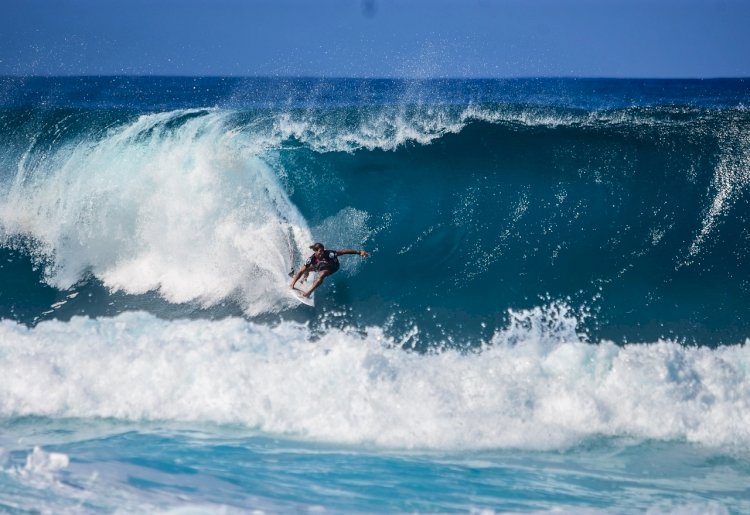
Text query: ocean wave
2 102 750 341
0 109 313 314
0 307 748 451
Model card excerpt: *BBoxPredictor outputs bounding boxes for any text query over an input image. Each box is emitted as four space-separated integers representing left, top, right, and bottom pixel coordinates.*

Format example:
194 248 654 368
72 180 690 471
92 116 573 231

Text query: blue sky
2 0 749 78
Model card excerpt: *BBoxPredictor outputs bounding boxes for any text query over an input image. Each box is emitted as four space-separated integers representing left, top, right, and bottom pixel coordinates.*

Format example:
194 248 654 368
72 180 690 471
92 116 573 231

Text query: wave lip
0 109 311 314
0 309 749 451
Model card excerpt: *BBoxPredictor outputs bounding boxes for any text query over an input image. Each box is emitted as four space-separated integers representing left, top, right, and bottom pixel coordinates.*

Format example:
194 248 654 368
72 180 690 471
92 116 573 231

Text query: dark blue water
1 77 750 513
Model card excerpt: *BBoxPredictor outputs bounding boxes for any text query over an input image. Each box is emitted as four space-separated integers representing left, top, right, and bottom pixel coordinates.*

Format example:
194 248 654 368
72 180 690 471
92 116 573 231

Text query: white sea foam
264 106 467 152
0 308 748 451
23 447 69 476
2 446 70 492
238 103 650 155
0 110 313 314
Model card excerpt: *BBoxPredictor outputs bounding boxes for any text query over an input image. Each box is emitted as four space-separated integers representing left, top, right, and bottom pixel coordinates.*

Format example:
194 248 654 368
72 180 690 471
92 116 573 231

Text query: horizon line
1 74 749 81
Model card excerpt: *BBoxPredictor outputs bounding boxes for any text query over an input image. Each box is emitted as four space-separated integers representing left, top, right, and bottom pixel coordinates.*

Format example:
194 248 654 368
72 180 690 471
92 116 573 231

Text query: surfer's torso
306 249 340 273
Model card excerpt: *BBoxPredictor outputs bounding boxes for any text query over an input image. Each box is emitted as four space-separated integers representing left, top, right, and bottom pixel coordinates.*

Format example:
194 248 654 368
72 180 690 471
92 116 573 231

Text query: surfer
290 242 369 298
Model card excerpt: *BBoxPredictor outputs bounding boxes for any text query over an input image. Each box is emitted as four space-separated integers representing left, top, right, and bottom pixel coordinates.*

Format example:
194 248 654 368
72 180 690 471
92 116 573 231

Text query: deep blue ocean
1 76 749 513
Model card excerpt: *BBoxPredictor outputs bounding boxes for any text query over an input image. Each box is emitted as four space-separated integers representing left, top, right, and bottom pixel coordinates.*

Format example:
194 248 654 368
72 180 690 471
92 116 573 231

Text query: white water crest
0 307 748 451
0 109 312 314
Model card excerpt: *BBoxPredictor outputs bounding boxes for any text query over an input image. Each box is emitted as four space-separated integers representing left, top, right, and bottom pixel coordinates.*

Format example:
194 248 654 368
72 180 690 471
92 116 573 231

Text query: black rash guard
305 249 340 274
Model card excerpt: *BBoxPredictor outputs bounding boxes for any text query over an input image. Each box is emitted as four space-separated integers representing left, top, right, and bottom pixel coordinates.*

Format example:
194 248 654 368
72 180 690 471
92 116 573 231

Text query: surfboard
288 268 315 306
291 287 314 306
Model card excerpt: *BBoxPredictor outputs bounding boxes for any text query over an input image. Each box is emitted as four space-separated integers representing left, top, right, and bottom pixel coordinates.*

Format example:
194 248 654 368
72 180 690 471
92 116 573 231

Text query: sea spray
0 110 313 314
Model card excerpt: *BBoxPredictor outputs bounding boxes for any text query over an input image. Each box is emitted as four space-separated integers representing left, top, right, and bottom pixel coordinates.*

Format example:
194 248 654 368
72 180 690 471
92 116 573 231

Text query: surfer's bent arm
290 265 310 289
335 249 369 257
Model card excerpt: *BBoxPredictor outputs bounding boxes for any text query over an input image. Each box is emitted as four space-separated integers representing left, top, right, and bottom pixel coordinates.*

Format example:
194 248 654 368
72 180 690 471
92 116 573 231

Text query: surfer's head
310 243 324 252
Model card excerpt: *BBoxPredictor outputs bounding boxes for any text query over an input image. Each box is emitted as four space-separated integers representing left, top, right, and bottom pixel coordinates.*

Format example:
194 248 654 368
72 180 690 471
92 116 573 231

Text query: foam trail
686 124 750 262
0 110 312 314
0 308 748 451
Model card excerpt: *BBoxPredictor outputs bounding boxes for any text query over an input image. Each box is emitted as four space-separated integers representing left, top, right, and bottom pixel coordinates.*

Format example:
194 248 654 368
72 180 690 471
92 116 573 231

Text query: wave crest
0 109 311 314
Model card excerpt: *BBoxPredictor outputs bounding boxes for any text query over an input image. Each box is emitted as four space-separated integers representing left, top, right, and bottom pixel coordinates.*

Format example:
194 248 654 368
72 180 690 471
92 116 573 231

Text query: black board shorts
317 261 340 275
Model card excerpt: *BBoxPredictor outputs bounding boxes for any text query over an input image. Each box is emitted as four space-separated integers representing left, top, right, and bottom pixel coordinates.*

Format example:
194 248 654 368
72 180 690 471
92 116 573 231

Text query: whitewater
1 76 749 512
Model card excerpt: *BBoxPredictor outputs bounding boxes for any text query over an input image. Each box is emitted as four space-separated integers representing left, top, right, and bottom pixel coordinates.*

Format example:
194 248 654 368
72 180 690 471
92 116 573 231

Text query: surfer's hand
359 250 369 257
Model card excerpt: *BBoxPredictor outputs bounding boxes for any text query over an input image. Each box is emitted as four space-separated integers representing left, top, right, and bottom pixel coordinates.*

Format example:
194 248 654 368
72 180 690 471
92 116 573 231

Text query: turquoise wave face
0 78 749 346
279 113 750 346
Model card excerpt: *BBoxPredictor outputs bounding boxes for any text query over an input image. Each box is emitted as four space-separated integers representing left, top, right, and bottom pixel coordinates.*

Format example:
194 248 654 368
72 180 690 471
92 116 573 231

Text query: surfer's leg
304 270 330 297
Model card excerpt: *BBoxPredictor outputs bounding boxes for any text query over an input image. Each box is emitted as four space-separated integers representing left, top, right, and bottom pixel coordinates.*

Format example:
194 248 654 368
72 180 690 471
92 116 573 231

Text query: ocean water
0 76 749 513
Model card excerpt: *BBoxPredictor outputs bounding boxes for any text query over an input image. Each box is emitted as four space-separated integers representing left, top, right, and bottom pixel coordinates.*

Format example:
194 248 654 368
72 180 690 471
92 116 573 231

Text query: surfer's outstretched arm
335 249 369 257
